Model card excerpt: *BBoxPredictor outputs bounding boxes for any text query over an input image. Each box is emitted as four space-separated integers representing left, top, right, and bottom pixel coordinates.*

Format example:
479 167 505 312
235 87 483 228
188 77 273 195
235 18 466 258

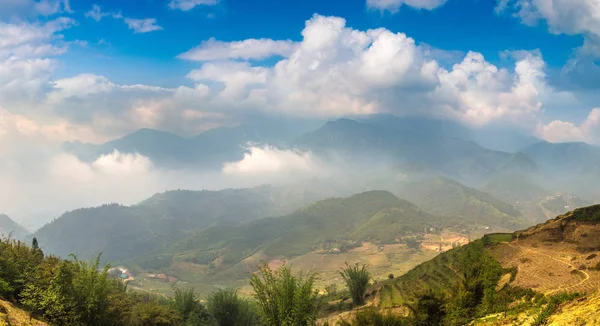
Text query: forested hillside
32 186 322 262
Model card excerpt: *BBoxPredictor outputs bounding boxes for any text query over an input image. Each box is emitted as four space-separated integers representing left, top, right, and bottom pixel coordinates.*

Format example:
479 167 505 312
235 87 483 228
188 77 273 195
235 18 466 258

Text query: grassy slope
0 299 47 326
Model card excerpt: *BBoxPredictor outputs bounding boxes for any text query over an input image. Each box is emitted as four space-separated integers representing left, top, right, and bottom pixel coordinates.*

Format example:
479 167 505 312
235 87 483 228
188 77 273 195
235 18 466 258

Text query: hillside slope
0 299 47 326
167 191 441 265
368 205 600 325
393 177 527 230
32 185 321 262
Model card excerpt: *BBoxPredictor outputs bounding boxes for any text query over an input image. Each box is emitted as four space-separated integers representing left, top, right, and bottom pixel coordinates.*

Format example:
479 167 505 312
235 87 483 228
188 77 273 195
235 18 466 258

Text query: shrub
250 264 320 326
338 307 409 326
207 288 259 326
339 263 371 306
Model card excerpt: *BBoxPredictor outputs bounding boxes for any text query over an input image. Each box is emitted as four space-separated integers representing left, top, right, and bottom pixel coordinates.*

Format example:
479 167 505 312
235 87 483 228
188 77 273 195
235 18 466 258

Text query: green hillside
393 177 527 230
32 185 322 262
167 191 443 266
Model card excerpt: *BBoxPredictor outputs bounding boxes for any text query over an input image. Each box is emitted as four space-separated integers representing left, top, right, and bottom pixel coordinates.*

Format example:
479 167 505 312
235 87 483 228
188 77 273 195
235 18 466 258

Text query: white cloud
84 4 110 22
0 0 72 18
540 108 600 144
84 4 163 34
168 0 218 11
222 146 321 177
367 0 448 12
3 12 600 153
124 18 163 34
498 0 600 56
179 38 297 61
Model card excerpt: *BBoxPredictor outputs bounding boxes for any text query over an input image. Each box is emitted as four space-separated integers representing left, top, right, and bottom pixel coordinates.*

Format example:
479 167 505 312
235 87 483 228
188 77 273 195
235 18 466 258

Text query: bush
338 307 409 326
169 288 214 325
250 264 320 326
207 288 259 326
339 263 371 306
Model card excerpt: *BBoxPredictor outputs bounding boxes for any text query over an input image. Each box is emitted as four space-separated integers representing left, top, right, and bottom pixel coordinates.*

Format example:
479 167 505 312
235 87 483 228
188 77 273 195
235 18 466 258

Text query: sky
2 0 600 225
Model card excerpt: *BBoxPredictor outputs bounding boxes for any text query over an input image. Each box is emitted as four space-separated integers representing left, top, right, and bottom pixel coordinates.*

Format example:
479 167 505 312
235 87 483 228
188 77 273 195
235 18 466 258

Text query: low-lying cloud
0 145 335 230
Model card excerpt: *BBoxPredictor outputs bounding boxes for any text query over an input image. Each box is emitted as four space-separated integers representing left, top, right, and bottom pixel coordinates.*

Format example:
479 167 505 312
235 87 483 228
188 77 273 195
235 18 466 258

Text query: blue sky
57 0 584 86
1 0 600 148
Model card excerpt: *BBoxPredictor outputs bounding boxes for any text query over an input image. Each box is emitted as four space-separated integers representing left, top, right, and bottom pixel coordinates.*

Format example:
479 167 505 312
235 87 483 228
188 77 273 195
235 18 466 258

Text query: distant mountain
522 141 600 173
0 214 28 240
62 121 319 169
295 116 536 184
32 185 323 262
484 172 592 223
393 177 527 230
471 126 540 152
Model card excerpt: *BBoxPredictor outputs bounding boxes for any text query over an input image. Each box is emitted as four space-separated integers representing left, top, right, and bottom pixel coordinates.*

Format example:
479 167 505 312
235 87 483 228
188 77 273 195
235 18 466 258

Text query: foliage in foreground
207 288 260 326
250 263 320 326
339 263 370 306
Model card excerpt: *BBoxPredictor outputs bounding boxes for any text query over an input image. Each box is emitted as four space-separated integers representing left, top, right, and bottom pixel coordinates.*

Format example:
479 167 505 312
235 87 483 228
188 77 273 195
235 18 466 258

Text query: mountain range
60 114 600 194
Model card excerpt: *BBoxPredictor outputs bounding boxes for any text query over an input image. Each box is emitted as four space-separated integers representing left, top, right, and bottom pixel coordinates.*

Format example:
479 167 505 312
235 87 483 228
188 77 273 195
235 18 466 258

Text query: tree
339 263 370 306
249 264 320 326
207 288 259 326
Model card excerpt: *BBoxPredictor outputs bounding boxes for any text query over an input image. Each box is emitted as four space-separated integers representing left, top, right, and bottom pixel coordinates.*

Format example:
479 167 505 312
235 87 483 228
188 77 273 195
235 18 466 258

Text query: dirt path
503 242 590 294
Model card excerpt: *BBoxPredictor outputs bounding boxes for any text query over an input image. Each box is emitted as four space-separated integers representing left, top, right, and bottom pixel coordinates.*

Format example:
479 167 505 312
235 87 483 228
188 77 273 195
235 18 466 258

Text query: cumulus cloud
168 0 218 11
3 11 600 170
367 0 448 12
179 38 297 61
123 18 163 34
4 12 584 145
540 108 600 144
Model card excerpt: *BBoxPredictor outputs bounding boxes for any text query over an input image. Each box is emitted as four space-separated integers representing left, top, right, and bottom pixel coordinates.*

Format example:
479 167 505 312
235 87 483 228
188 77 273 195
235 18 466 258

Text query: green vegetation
207 288 259 326
339 263 371 306
32 185 319 262
167 191 442 270
338 307 409 325
249 264 320 326
482 233 514 244
0 236 185 325
532 292 581 326
0 236 263 326
377 239 529 325
568 205 600 222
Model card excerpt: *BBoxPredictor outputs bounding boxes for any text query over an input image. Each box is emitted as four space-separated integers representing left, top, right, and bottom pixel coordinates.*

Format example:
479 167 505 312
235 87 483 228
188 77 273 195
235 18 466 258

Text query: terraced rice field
493 241 600 295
